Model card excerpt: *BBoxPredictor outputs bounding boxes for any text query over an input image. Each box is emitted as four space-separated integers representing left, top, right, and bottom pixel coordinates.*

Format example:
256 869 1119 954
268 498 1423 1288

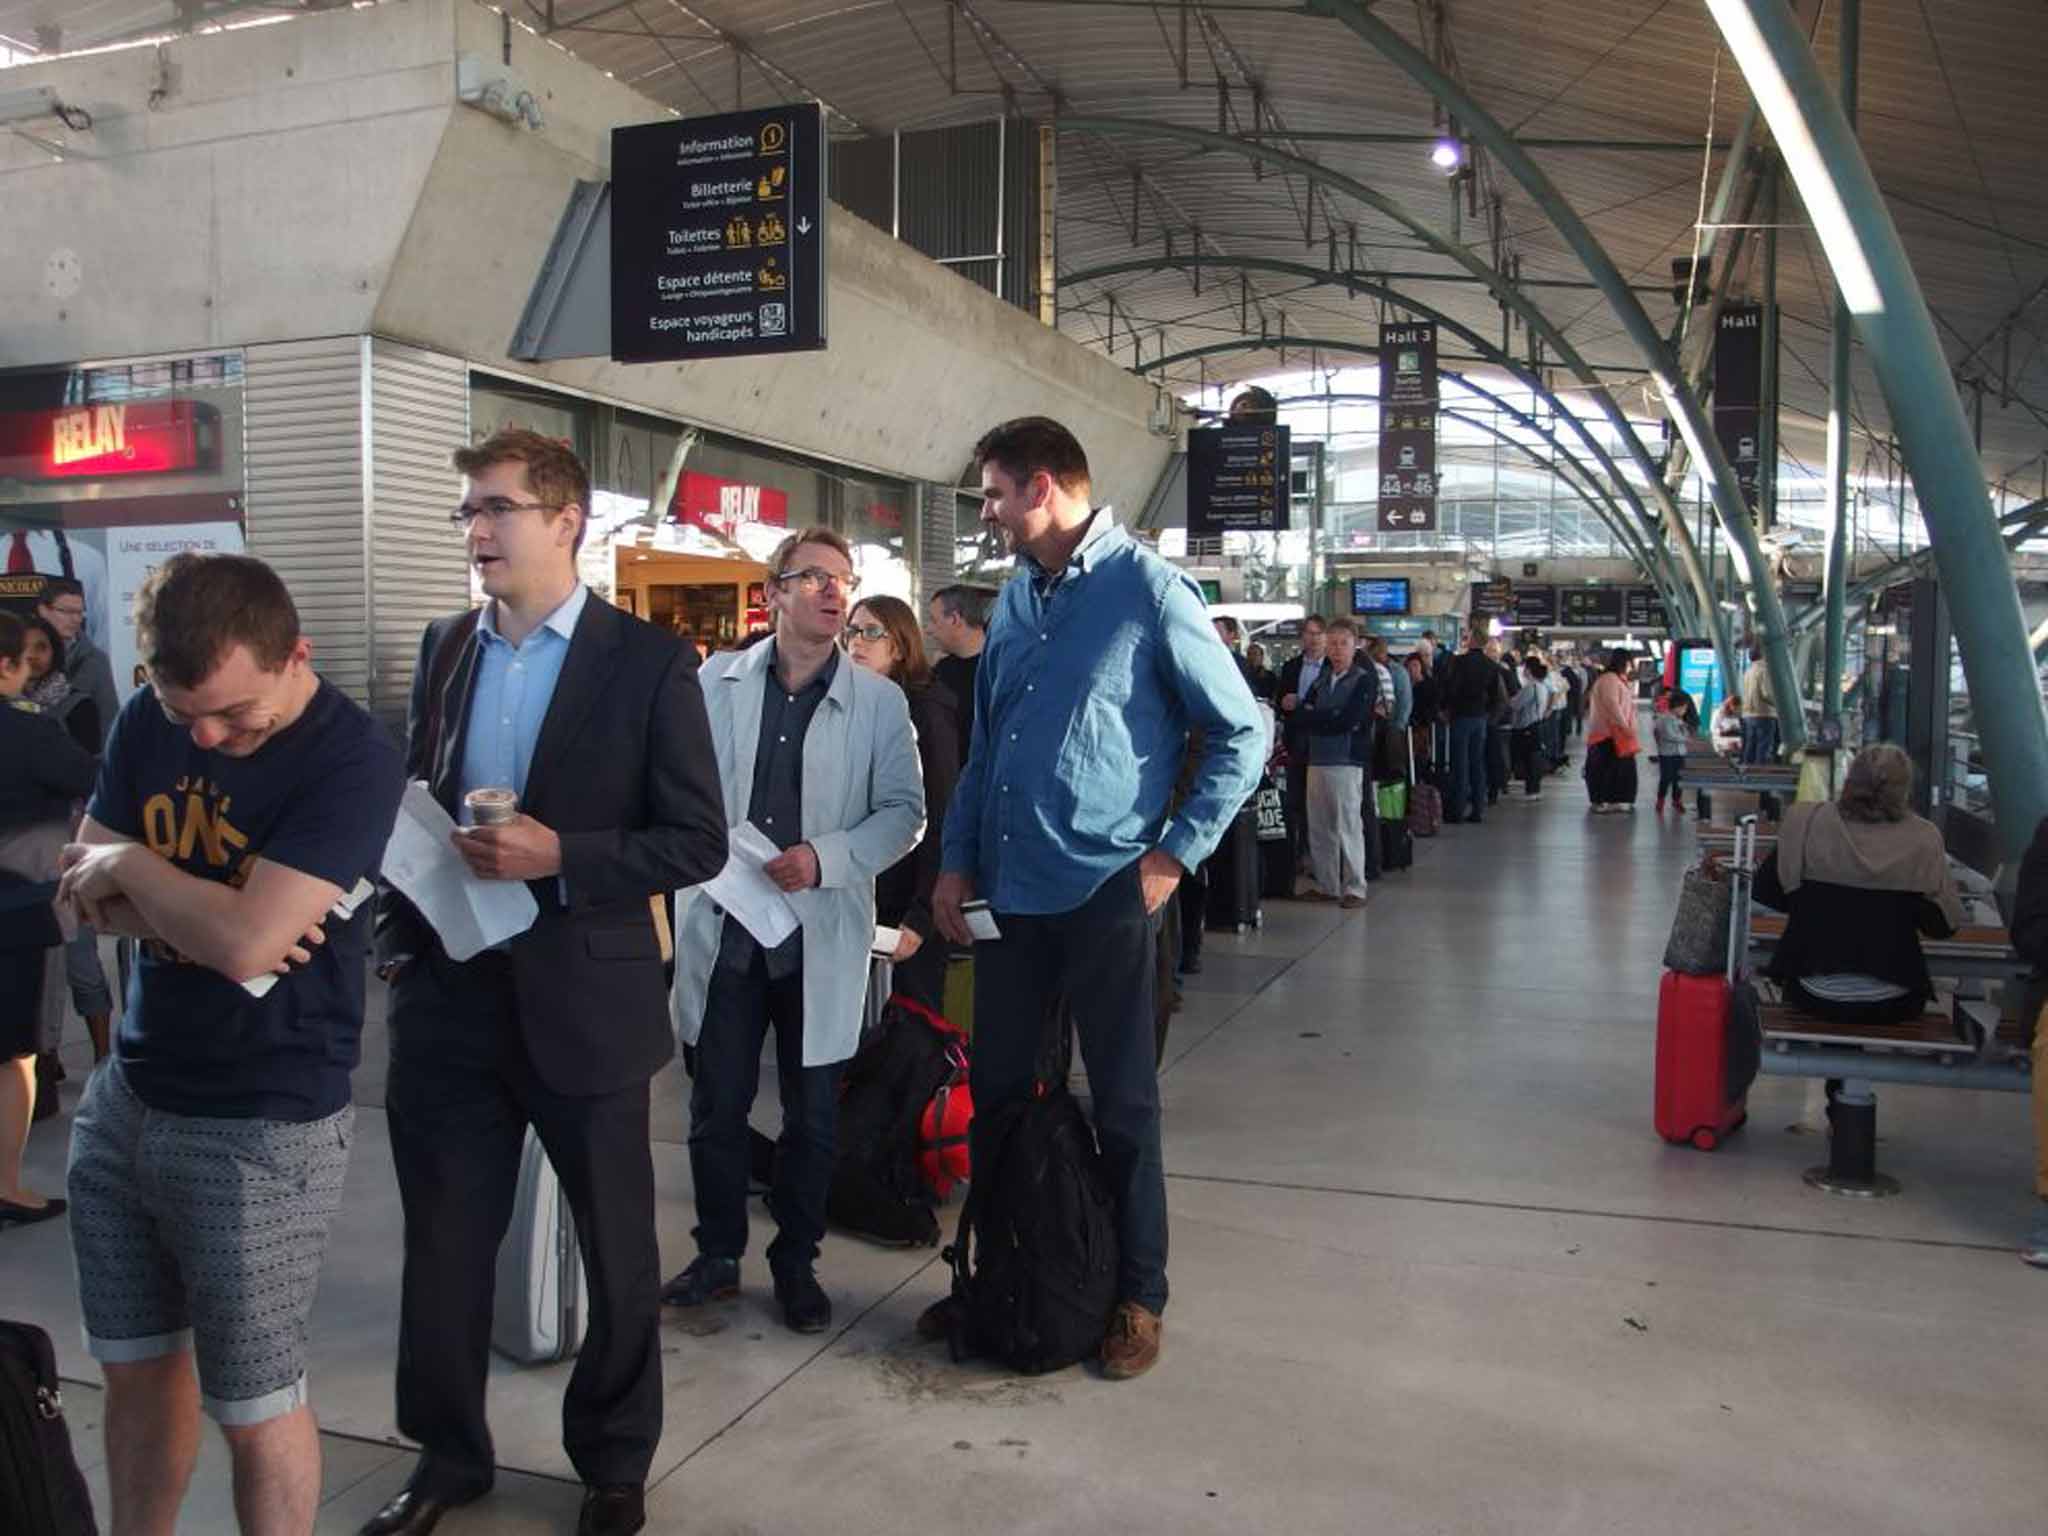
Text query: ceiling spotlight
1430 137 1462 172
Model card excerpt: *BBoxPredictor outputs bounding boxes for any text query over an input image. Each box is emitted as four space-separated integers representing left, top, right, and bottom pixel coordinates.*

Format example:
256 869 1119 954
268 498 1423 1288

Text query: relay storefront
471 372 917 652
0 356 247 701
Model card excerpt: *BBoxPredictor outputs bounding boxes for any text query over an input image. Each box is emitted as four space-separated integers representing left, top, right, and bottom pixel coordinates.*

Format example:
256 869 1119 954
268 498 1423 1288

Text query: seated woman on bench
1753 744 1965 1025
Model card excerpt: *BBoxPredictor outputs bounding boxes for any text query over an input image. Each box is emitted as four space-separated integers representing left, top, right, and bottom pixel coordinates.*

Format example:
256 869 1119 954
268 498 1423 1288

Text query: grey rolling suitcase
490 1129 588 1365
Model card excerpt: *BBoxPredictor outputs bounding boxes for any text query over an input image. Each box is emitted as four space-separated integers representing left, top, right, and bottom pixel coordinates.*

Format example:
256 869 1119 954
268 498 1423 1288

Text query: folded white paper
377 781 540 963
240 875 379 998
962 902 1002 942
872 924 902 956
701 821 800 950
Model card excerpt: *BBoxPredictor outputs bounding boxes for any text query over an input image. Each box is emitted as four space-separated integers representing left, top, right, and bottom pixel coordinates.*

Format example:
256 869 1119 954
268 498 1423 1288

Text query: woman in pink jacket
1584 650 1641 813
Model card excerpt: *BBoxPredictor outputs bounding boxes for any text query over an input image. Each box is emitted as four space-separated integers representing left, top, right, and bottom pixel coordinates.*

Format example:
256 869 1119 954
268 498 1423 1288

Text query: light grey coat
670 640 925 1066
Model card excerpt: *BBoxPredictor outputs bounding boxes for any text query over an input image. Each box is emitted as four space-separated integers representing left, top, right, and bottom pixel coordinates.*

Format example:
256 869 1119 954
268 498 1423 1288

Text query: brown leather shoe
1099 1301 1162 1380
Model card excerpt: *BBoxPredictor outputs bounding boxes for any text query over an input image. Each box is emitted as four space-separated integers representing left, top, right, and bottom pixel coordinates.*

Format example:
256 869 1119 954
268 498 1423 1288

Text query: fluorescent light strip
1703 0 1885 317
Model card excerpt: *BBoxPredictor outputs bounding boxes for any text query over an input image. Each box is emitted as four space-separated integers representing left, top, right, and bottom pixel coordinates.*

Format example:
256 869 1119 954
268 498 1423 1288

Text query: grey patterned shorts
66 1060 353 1426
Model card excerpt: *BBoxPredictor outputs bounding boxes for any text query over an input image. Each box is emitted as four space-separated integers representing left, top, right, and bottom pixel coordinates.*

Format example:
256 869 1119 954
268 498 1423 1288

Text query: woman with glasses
843 595 960 1012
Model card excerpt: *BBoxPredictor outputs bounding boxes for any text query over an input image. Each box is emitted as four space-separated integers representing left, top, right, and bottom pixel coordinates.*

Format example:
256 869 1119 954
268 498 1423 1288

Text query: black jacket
2011 817 2048 974
375 597 728 1095
1444 650 1508 721
1753 854 1956 1015
0 696 96 833
875 678 960 941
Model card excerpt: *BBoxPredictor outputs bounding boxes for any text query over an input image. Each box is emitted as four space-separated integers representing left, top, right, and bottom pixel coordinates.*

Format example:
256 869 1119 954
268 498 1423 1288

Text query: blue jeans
1449 716 1490 822
1742 717 1780 765
975 860 1167 1313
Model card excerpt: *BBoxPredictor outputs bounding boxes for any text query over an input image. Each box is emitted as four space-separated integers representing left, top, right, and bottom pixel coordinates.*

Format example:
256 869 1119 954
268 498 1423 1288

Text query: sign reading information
611 104 826 364
1186 424 1291 536
1377 321 1439 531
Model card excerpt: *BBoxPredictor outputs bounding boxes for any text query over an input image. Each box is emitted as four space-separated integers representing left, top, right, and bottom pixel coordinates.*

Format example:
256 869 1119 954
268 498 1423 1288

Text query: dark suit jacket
375 596 728 1095
1276 653 1325 756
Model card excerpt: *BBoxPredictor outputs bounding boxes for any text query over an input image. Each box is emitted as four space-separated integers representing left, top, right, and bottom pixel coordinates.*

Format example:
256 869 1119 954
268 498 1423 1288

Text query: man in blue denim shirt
928 416 1263 1379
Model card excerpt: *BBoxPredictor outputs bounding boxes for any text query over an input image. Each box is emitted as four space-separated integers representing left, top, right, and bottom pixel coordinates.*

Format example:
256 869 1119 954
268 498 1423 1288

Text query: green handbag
1375 781 1408 821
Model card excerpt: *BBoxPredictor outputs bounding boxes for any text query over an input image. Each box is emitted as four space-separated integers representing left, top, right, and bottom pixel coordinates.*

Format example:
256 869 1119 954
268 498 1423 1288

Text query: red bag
917 1055 973 1199
1653 970 1749 1150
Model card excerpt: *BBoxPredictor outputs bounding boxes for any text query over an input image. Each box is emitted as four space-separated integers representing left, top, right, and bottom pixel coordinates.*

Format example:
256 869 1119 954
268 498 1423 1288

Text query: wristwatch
374 955 413 983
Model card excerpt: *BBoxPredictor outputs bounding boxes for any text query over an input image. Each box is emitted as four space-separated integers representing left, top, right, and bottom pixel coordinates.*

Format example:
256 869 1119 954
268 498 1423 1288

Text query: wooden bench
1756 999 1972 1061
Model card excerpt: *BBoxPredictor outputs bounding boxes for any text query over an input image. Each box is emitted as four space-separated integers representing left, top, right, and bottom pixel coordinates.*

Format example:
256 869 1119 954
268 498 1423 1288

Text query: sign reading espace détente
610 104 827 363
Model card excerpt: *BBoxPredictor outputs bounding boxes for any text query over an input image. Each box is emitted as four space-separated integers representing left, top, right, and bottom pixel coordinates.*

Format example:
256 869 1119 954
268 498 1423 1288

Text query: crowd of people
10 396 1969 1536
1 416 1269 1536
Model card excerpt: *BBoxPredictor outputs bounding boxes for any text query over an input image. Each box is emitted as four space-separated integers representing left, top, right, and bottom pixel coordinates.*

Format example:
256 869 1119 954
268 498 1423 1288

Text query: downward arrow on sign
796 217 813 236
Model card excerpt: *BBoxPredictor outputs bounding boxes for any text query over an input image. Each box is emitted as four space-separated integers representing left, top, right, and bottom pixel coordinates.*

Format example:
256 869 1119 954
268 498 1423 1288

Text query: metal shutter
916 481 957 607
243 338 370 703
367 339 470 731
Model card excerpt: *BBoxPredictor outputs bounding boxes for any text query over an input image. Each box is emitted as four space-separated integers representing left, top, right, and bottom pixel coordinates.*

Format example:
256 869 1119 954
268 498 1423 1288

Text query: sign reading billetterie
611 104 826 363
1186 424 1291 536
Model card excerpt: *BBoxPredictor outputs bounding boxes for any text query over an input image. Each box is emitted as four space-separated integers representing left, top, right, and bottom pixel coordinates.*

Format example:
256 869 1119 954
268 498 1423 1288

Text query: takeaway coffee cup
464 787 519 826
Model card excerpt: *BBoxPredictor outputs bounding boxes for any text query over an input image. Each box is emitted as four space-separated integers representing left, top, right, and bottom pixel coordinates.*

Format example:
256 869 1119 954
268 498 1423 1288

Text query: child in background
1652 687 1690 816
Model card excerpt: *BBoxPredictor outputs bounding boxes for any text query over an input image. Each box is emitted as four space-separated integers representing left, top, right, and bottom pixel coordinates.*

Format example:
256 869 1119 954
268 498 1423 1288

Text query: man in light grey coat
665 526 924 1335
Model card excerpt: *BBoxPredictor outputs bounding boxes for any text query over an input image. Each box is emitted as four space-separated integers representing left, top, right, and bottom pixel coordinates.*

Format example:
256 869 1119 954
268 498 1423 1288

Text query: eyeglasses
775 566 859 597
842 623 888 644
449 498 563 529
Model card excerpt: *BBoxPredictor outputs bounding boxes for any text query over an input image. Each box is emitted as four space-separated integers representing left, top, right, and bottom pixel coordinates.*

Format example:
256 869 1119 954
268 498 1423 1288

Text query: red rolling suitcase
1653 818 1758 1150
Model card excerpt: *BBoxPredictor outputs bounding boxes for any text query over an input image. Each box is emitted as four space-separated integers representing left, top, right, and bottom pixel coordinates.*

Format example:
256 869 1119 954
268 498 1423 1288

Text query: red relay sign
668 470 790 538
0 400 219 481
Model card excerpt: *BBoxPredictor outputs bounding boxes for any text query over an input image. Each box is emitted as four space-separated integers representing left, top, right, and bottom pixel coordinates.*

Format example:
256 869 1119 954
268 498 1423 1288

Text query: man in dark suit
365 430 726 1536
1275 614 1329 883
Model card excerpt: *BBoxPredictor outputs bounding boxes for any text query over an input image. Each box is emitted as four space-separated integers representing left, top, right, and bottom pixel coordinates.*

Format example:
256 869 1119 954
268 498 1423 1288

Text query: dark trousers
1285 756 1310 871
1511 726 1544 794
385 953 661 1495
1657 756 1684 802
1177 862 1207 966
886 927 949 1015
1742 716 1781 765
1449 716 1489 822
1486 722 1510 798
976 860 1168 1313
689 931 843 1275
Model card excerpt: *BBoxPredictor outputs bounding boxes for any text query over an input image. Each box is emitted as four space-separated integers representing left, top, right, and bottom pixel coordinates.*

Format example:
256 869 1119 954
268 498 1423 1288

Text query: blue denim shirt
458 583 588 813
941 511 1264 916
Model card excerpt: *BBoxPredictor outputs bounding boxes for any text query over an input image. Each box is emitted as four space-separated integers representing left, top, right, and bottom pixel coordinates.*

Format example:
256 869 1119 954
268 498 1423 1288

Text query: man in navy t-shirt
55 552 403 1536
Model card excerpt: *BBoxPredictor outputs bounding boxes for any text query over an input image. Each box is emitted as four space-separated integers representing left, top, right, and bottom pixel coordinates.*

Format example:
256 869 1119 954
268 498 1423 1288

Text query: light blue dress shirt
458 583 588 819
941 511 1265 916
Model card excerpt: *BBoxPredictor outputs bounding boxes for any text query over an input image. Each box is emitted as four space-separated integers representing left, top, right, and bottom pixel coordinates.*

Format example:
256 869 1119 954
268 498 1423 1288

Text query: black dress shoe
0 1197 66 1229
660 1255 739 1308
578 1484 646 1536
357 1484 486 1536
773 1266 832 1334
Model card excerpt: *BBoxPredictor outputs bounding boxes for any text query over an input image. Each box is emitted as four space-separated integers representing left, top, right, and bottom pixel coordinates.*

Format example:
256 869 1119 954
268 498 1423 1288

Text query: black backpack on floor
825 997 967 1247
0 1320 98 1535
943 1082 1120 1375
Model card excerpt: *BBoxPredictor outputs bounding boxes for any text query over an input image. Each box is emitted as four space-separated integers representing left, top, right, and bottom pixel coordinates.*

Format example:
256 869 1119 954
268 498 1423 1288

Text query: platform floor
6 780 2044 1535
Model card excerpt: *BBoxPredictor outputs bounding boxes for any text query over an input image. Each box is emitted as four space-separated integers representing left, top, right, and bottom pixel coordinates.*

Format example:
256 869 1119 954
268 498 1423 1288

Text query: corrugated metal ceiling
6 0 2044 488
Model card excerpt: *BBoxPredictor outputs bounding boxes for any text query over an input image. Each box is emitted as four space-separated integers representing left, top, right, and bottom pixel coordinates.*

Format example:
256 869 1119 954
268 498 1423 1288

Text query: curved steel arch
1058 119 1735 686
1300 0 1802 749
1130 329 1688 626
1061 254 1695 624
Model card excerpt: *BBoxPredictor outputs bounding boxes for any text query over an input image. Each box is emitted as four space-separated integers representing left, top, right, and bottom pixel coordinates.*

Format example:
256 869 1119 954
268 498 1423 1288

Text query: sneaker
2021 1213 2048 1269
1655 798 1666 814
660 1255 740 1308
1100 1301 1162 1380
1339 892 1368 910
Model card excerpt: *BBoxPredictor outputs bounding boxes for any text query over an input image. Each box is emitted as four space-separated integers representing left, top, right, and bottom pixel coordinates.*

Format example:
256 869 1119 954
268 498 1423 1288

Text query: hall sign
611 103 827 364
668 470 790 539
1377 321 1439 532
0 400 218 482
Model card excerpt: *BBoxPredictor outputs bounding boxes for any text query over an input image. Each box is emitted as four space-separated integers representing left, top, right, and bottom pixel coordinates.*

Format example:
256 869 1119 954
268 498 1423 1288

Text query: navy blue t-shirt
88 679 404 1121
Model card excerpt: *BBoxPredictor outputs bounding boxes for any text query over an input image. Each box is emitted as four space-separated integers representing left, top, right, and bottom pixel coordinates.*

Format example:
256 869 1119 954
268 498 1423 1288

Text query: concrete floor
6 777 2045 1534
